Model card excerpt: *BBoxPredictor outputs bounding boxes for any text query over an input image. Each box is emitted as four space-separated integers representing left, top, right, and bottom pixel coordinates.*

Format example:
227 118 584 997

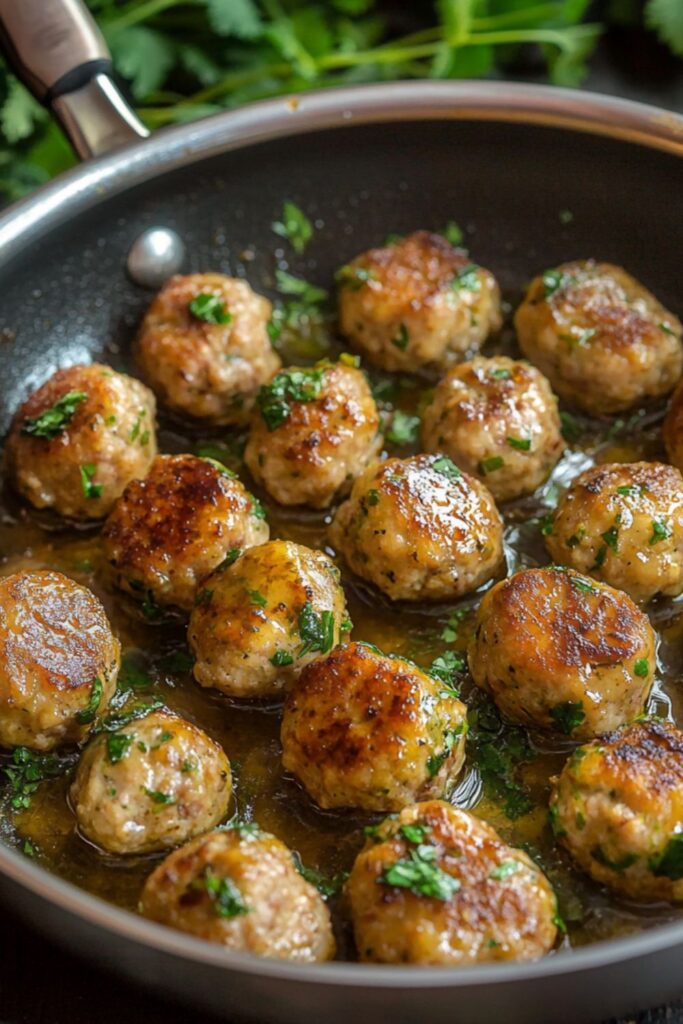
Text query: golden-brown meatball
550 720 683 902
329 453 503 602
140 825 335 961
102 454 269 612
663 380 683 472
0 571 119 751
421 356 564 502
244 361 382 509
136 273 280 424
337 231 502 373
70 710 231 855
514 261 682 416
188 540 349 699
5 364 157 520
469 567 655 740
281 642 467 812
546 461 683 604
346 800 557 964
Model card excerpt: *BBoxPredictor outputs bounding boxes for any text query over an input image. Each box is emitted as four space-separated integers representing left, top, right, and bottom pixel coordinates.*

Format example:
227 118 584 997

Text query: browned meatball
281 642 467 812
514 261 682 416
244 361 382 509
468 567 655 740
421 356 564 502
346 800 558 964
140 825 335 961
5 364 157 520
663 380 683 472
102 454 269 611
0 571 119 751
337 231 502 373
136 273 280 424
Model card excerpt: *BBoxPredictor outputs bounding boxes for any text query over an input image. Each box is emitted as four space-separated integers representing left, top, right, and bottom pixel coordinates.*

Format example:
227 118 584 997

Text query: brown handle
0 0 149 159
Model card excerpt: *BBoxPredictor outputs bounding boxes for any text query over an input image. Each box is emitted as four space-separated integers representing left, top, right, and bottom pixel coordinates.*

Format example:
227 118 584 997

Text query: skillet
0 2 682 1022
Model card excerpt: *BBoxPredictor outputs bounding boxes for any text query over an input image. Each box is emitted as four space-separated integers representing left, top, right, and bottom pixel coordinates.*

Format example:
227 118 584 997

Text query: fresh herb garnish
428 650 465 691
489 860 522 880
79 463 103 500
270 649 294 667
468 693 536 820
106 733 133 764
550 700 585 736
431 455 461 481
192 868 249 918
392 323 409 351
335 265 376 290
601 524 619 552
271 201 312 254
189 293 232 324
22 390 87 439
380 846 460 901
616 484 645 497
650 835 683 879
591 846 638 872
94 698 163 734
144 788 175 805
76 677 103 724
294 856 348 898
479 455 504 475
298 603 335 656
426 725 465 777
650 519 671 545
386 410 420 446
366 488 380 506
248 493 267 520
275 269 327 305
257 367 325 431
440 608 469 643
452 263 480 291
440 221 463 246
506 436 531 451
217 548 241 571
2 747 76 810
489 368 511 380
400 823 429 844
542 269 572 298
247 588 267 608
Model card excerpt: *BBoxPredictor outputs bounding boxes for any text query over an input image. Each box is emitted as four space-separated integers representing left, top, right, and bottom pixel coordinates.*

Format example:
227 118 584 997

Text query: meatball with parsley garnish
188 540 349 699
545 461 683 604
421 355 564 502
281 642 467 813
136 273 280 424
469 567 655 740
0 571 119 751
5 363 156 520
337 231 502 373
346 800 558 965
244 359 382 509
550 720 683 902
70 709 231 855
514 261 682 416
140 824 335 961
329 453 503 602
102 453 268 613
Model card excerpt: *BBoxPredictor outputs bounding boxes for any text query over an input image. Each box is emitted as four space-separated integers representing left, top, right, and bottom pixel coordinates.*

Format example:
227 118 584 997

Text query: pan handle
0 0 149 160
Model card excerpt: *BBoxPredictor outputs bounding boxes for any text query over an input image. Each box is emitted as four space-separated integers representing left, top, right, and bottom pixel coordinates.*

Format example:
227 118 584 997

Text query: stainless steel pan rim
1 78 683 987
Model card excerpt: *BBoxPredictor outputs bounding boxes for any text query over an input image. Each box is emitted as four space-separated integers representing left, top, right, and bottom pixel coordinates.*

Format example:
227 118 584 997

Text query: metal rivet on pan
127 227 185 288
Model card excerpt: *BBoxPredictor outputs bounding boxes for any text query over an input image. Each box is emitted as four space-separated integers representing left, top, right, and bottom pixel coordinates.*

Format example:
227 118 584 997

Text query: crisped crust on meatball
468 567 655 740
102 454 269 610
244 362 382 509
546 461 683 604
281 642 467 812
346 800 557 964
136 273 280 424
514 261 682 416
663 380 683 473
5 363 157 519
421 355 563 502
0 571 119 750
140 826 335 961
329 453 504 602
337 231 502 373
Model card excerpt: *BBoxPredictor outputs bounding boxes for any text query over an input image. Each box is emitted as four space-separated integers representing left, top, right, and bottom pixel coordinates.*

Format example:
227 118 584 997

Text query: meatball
140 824 335 961
5 363 157 520
70 709 231 855
102 454 269 612
337 231 502 373
136 273 280 424
469 567 655 740
663 380 683 472
281 642 467 812
329 453 503 602
514 261 682 416
188 540 349 699
244 361 382 509
0 571 119 751
421 356 564 502
346 800 557 964
550 720 683 902
546 461 683 604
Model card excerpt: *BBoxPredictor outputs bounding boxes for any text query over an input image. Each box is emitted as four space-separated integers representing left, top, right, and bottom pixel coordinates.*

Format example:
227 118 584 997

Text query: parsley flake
650 519 671 545
270 649 294 667
506 436 531 451
189 293 232 324
257 367 325 431
192 868 249 918
22 390 87 439
79 463 102 500
106 733 133 764
298 602 335 656
452 263 480 291
247 589 267 608
76 677 103 725
479 455 504 475
550 701 585 736
650 835 683 879
271 201 312 254
144 788 175 805
387 410 420 446
335 265 376 290
431 455 461 480
489 860 522 880
440 221 463 245
542 269 572 298
392 323 409 351
380 847 460 900
275 269 327 305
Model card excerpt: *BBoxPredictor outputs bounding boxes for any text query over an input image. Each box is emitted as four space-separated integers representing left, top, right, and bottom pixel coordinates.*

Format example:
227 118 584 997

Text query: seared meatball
550 720 683 902
5 363 156 520
663 380 683 472
0 571 119 751
346 800 557 965
421 356 563 502
140 825 335 961
514 261 682 416
546 461 683 604
71 710 231 855
281 642 467 812
469 567 655 740
244 361 382 509
337 231 502 373
136 273 280 424
188 540 349 699
102 454 269 611
329 453 503 602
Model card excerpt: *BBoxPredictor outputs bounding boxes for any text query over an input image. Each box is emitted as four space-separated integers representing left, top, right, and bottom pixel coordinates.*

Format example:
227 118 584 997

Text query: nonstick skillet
0 2 682 1023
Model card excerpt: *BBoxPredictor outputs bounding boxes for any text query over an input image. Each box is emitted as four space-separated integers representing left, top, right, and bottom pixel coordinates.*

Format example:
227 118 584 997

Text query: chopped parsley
440 608 469 643
192 868 249 918
76 677 103 725
542 269 572 298
129 410 147 442
489 860 522 881
294 857 348 897
431 455 461 481
400 823 429 844
257 367 325 430
392 323 409 351
22 390 87 439
440 221 463 246
452 263 480 291
566 528 586 548
617 484 645 498
468 692 536 820
489 367 510 380
247 589 267 608
271 201 312 254
270 649 294 667
426 724 465 778
428 650 465 692
94 698 163 734
506 436 531 451
79 463 102 500
386 410 420 446
144 788 175 805
550 701 585 736
601 524 619 552
298 603 335 656
590 846 638 872
106 733 133 764
479 455 504 475
634 658 650 678
248 494 267 520
380 846 460 900
593 544 607 569
217 548 241 571
335 265 376 290
275 269 327 305
188 293 232 324
650 519 671 545
366 488 380 506
650 835 683 879
2 747 76 810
